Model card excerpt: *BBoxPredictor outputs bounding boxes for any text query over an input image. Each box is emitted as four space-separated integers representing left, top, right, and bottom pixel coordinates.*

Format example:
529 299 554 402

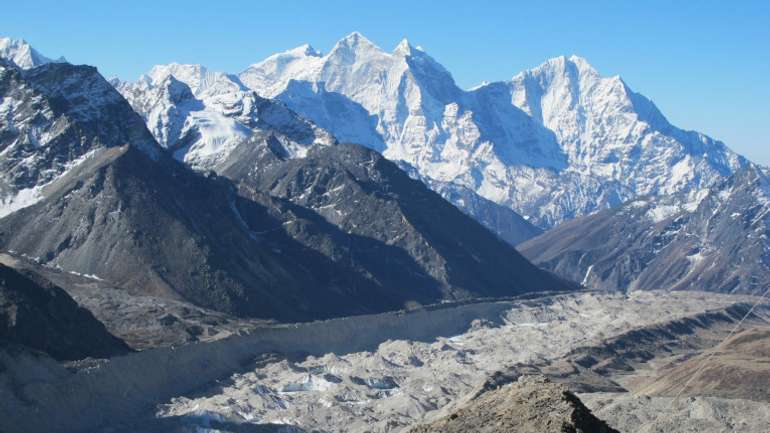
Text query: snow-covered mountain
113 55 542 244
506 55 744 213
0 37 66 69
112 63 335 171
241 33 747 228
520 165 770 295
0 57 158 218
1 33 750 241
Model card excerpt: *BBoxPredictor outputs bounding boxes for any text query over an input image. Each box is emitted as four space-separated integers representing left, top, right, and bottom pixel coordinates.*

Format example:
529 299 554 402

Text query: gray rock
407 375 619 433
0 264 130 360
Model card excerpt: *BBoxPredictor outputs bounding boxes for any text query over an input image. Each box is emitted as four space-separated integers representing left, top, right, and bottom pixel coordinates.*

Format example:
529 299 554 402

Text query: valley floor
118 291 769 433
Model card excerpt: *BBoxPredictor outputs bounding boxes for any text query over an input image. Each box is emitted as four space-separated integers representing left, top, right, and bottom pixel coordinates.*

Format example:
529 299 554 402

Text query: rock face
520 165 770 295
0 264 130 360
240 33 745 229
408 375 619 433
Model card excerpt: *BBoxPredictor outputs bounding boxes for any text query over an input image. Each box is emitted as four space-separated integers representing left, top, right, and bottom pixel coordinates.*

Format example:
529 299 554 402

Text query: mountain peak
567 54 601 75
331 31 381 54
535 54 599 77
284 43 320 58
0 37 66 69
341 31 367 42
567 54 590 65
142 63 239 96
147 63 206 82
393 38 413 55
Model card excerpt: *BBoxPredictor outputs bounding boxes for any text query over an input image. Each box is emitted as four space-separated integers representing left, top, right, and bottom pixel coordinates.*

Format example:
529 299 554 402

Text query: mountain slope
225 142 571 299
240 33 746 228
0 58 158 217
639 326 770 401
394 161 543 245
0 264 130 360
520 165 770 295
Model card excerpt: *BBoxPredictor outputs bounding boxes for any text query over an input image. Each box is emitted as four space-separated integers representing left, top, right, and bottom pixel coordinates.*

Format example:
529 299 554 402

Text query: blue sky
3 0 769 164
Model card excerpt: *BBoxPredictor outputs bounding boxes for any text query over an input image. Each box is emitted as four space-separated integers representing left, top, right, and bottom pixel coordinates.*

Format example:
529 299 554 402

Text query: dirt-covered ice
154 291 764 433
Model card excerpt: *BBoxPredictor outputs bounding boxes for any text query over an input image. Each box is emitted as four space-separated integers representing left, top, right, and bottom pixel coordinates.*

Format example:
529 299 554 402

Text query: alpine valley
1 32 770 433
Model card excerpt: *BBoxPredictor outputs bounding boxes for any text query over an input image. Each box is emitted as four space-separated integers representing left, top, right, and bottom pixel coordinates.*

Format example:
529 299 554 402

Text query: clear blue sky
3 0 769 164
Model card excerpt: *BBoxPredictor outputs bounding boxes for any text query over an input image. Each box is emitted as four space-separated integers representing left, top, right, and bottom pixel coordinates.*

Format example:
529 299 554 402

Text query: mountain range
0 38 573 323
240 32 746 229
0 31 767 327
100 32 748 243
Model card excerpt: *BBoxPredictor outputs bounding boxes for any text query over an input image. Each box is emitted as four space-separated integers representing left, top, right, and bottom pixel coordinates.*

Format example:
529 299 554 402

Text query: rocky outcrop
0 264 130 360
408 375 619 433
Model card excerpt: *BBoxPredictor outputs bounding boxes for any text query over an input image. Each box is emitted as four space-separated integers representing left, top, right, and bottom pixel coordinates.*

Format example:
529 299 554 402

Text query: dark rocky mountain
221 141 571 301
408 375 619 433
0 136 413 321
0 59 574 322
0 264 130 360
520 165 770 294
